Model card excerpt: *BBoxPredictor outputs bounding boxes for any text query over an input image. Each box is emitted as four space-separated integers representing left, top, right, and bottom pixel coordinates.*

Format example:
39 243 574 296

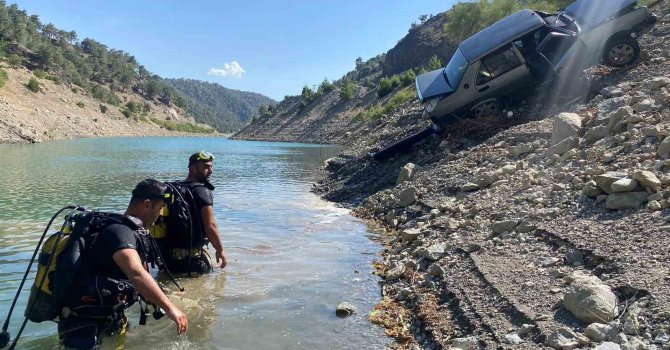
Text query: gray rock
594 172 627 194
546 327 590 349
621 338 648 350
563 272 618 323
586 125 608 143
335 302 356 317
401 228 421 243
508 143 534 157
474 171 498 188
492 220 518 233
398 187 418 206
504 333 523 345
585 323 612 342
633 170 661 192
583 180 604 198
601 86 624 98
566 249 584 266
385 264 405 281
519 324 535 335
551 113 582 146
451 337 478 350
548 136 579 156
417 243 447 261
648 77 670 91
610 178 639 193
606 192 648 210
655 331 669 344
516 221 537 233
396 163 416 185
596 342 622 350
460 183 480 192
633 99 654 113
428 263 445 278
607 106 634 134
597 97 631 124
658 136 670 157
648 200 662 211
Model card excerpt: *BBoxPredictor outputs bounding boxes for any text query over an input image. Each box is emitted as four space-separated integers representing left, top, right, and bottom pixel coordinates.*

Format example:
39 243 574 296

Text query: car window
443 49 468 89
476 45 521 85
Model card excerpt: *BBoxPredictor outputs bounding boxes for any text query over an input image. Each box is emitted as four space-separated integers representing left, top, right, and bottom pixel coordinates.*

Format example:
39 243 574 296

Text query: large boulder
398 187 418 206
563 273 618 323
610 178 639 193
593 172 627 194
659 136 670 157
606 192 648 210
396 163 417 185
551 113 582 145
548 136 579 156
632 171 661 192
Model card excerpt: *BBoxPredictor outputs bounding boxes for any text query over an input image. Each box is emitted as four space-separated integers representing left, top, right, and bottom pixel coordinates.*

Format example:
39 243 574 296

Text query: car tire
603 35 640 68
470 99 499 118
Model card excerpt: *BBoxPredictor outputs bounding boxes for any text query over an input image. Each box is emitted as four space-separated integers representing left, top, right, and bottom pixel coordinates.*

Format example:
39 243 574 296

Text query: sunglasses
196 151 215 162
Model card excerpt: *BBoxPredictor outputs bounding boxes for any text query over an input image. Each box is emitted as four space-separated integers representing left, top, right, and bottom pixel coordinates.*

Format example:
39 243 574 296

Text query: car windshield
443 49 468 89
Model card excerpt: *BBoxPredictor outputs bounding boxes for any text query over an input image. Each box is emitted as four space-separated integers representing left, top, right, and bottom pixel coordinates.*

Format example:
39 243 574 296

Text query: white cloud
207 61 246 78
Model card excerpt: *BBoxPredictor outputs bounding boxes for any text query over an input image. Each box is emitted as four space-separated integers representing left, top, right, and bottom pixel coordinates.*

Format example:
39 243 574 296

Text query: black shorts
58 314 126 350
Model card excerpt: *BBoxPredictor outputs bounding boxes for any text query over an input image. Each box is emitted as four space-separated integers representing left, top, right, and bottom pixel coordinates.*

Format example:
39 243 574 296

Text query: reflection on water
0 137 385 349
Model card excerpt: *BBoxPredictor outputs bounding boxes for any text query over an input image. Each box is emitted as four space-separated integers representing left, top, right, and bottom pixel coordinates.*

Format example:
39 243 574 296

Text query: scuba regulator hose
0 205 83 349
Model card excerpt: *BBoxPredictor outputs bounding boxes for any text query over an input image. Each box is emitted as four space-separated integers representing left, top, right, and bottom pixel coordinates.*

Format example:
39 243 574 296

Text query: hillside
0 2 271 142
312 5 670 350
164 78 276 132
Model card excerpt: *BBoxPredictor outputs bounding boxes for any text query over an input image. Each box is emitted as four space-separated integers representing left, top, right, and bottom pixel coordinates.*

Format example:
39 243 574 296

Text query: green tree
339 82 357 101
425 55 443 71
378 75 401 98
301 85 315 101
399 69 416 87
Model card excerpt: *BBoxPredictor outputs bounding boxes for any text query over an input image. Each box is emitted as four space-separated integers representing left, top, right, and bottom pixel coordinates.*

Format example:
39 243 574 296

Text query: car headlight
423 97 440 112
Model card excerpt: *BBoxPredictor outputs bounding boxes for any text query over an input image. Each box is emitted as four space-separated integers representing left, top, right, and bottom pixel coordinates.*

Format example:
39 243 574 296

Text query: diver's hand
215 249 227 269
166 306 188 335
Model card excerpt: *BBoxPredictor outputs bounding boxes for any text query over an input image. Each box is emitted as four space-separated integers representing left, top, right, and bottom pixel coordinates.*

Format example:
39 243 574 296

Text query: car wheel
471 99 499 118
603 36 640 68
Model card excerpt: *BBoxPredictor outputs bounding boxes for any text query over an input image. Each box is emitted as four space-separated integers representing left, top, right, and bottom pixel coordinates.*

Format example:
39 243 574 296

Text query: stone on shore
335 302 356 317
563 273 618 323
606 192 648 210
551 113 582 146
396 163 416 185
398 187 418 206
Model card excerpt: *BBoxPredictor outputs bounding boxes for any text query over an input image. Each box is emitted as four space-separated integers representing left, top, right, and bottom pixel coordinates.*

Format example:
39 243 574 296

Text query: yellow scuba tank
149 205 169 239
24 219 74 323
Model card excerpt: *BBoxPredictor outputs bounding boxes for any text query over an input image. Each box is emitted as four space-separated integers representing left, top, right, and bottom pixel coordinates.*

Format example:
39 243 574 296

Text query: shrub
26 78 40 92
99 104 108 113
76 101 85 108
339 82 357 101
301 85 315 101
400 69 416 87
425 55 443 71
34 70 48 79
122 108 132 118
377 75 401 98
0 69 7 89
6 54 23 67
150 117 215 134
318 78 336 95
359 88 417 120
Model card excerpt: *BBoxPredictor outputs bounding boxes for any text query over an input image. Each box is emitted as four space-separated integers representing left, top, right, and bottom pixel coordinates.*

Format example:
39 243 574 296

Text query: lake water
0 137 386 349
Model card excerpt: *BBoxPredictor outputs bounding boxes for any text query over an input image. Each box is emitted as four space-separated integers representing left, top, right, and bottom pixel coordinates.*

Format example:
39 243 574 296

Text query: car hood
415 68 455 102
562 0 637 29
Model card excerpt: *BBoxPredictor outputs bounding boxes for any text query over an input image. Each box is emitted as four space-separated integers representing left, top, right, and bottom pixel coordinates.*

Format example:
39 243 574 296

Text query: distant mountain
164 78 276 132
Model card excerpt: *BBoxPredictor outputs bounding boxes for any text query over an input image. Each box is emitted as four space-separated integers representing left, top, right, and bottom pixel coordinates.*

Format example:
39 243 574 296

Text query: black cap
188 151 215 166
131 179 168 201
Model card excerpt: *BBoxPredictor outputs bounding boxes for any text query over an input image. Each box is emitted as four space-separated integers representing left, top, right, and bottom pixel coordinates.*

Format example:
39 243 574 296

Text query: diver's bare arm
201 205 227 267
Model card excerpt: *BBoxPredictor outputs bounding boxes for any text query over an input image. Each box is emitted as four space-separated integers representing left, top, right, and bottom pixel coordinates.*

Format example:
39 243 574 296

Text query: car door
473 44 534 106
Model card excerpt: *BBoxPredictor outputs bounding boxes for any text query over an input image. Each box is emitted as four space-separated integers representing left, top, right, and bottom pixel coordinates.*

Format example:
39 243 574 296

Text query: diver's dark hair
130 179 167 204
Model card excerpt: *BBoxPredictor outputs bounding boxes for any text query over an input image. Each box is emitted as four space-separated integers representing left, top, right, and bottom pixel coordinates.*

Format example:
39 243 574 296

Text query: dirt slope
0 65 203 143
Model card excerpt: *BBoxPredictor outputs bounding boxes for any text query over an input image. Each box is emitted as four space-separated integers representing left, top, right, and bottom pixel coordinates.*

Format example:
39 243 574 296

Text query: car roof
459 9 546 62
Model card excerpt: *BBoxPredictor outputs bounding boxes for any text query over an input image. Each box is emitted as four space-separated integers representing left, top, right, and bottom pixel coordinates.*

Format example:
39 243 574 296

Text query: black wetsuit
58 221 143 350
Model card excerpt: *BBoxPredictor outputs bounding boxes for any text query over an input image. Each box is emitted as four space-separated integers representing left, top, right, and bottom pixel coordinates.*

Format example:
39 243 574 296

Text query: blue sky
11 1 458 101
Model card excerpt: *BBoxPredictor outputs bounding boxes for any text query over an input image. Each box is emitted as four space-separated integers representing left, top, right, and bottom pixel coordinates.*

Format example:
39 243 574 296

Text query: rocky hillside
232 13 456 143
314 7 670 350
0 65 198 143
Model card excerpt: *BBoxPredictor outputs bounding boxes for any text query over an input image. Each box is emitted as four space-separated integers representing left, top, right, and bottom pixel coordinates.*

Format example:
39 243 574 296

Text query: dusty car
372 0 656 161
416 0 656 123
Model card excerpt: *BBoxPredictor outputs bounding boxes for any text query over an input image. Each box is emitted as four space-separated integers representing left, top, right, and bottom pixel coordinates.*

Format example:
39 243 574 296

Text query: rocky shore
315 9 670 350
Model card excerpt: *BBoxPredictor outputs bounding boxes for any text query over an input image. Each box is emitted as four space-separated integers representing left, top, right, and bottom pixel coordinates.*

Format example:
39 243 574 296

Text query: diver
151 151 227 275
57 179 188 349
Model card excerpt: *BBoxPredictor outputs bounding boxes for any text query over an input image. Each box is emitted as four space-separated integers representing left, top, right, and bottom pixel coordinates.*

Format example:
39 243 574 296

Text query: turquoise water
0 137 385 349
